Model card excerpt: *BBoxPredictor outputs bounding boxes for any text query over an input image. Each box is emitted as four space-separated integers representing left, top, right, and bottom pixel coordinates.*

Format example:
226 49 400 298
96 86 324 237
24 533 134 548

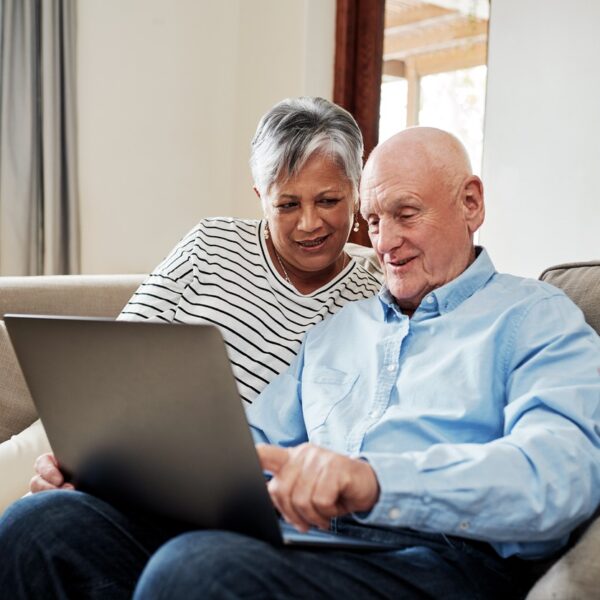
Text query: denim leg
133 529 513 600
0 490 177 600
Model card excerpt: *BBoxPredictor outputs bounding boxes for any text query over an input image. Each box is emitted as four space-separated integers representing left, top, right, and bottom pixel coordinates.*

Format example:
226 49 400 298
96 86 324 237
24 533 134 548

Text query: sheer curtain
0 0 79 275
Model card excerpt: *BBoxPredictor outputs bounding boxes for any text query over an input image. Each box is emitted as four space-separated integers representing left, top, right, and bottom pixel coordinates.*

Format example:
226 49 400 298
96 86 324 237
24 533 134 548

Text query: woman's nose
298 207 323 232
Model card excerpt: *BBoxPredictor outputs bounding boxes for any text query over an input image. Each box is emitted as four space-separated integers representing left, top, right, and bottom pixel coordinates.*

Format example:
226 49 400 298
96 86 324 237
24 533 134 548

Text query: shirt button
388 508 401 520
387 364 395 372
459 521 470 530
426 295 434 304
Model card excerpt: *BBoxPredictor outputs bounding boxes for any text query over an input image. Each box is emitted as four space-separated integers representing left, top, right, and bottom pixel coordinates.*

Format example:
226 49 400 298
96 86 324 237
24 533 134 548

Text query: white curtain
0 0 80 275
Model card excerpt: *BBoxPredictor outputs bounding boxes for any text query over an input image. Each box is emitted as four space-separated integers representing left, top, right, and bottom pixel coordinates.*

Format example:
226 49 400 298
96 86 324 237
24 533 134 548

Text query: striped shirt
119 218 382 404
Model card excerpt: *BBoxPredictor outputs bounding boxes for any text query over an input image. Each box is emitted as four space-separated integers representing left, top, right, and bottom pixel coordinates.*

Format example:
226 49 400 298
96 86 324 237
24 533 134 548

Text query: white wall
480 0 600 277
77 0 335 274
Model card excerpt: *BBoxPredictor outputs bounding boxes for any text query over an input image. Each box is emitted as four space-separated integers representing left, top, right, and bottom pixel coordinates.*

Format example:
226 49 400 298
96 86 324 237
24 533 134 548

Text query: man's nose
298 206 323 232
375 219 402 255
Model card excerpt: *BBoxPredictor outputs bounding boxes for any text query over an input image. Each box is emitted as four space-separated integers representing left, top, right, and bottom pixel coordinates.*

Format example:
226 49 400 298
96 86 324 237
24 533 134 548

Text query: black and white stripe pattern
119 218 381 404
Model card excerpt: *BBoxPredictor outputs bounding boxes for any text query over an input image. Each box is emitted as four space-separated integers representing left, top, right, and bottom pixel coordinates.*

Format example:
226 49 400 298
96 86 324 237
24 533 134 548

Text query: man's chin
387 283 422 308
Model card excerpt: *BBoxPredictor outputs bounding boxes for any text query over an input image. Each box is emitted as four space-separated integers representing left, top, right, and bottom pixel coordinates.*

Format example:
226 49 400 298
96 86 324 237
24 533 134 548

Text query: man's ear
462 176 485 233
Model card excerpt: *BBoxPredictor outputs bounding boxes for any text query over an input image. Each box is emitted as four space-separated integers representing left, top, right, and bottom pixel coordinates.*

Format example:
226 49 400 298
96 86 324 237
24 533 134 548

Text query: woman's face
262 153 355 276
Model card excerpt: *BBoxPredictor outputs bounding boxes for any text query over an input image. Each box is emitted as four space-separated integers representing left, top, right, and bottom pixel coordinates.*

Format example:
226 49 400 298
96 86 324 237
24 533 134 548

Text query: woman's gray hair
250 97 363 201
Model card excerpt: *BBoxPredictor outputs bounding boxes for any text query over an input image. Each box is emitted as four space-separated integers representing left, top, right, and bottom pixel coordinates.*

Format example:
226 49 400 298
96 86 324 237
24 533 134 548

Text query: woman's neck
267 238 348 295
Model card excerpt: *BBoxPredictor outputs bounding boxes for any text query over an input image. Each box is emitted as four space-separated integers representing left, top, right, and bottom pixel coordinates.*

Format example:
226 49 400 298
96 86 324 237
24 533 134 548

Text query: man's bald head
360 127 485 315
363 127 473 199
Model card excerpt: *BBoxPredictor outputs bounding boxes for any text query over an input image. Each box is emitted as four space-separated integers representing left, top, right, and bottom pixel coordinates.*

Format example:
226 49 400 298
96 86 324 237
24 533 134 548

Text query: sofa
0 259 599 598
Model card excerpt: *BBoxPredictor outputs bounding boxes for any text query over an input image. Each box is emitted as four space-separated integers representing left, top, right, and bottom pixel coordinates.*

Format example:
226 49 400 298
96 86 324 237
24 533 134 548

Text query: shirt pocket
302 365 357 434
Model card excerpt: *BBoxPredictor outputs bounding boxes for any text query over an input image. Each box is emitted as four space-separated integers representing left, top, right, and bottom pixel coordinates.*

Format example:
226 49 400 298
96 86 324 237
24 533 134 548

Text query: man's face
360 150 482 313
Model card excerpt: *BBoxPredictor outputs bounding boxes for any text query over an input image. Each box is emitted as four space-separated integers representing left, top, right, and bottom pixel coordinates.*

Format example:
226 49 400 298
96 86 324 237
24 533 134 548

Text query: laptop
5 315 390 551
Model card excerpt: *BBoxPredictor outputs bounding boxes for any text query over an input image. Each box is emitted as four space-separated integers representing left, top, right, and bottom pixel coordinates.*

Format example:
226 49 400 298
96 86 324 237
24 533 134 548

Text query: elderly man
1 128 599 600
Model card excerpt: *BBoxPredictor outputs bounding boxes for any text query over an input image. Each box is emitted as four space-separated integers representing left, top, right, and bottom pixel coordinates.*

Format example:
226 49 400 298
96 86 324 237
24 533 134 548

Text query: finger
310 465 347 526
267 451 312 531
35 454 64 487
256 444 290 475
30 474 58 494
288 450 332 530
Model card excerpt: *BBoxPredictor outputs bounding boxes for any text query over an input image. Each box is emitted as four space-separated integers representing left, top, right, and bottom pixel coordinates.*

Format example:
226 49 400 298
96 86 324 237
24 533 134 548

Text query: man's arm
358 294 600 556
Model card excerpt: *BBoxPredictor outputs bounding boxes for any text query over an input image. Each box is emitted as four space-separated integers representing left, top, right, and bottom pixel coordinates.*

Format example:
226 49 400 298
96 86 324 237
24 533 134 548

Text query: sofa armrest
0 274 145 443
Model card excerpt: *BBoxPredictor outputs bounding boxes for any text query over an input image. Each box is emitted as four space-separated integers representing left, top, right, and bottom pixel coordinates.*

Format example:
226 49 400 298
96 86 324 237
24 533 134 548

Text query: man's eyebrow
377 196 419 212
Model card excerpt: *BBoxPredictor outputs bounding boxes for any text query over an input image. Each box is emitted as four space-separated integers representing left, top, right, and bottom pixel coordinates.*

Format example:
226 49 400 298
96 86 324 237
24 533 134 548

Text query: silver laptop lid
5 315 282 545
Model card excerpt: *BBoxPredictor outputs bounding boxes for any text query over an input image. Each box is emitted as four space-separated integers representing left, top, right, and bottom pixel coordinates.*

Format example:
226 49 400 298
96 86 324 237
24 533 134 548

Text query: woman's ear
253 186 261 200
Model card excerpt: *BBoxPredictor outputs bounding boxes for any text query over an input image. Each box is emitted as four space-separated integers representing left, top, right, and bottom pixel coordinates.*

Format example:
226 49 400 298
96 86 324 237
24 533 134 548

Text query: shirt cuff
353 452 429 528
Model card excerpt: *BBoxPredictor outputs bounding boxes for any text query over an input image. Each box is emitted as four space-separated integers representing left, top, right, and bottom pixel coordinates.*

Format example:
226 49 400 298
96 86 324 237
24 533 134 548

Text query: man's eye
399 211 418 220
367 218 379 229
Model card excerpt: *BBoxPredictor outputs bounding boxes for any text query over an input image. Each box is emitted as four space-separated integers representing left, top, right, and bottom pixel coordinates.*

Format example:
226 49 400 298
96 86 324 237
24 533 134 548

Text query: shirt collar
377 247 496 320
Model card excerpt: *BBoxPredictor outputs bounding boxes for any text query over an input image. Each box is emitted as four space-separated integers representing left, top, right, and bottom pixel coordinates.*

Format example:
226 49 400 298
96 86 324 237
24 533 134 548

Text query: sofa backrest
539 261 600 334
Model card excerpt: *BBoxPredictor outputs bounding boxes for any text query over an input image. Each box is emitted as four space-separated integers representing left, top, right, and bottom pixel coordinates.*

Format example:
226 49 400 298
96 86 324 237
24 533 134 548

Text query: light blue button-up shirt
247 249 600 559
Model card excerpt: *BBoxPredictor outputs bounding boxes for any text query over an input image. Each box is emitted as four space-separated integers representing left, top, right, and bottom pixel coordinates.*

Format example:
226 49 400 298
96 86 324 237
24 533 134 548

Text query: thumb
256 444 289 475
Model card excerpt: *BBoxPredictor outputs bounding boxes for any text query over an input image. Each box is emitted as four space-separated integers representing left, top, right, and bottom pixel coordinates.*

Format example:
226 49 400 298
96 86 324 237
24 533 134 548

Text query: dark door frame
334 0 385 246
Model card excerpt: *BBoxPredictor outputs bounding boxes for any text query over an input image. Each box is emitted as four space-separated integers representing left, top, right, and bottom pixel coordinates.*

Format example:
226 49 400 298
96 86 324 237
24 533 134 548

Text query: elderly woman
116 96 381 405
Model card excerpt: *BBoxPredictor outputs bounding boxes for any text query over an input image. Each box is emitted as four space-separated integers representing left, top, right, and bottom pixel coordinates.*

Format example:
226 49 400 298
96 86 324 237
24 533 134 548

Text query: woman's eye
276 202 298 211
319 198 340 206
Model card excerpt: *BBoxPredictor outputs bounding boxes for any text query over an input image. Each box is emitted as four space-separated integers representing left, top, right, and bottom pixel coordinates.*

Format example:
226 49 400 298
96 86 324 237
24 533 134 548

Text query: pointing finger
256 444 290 474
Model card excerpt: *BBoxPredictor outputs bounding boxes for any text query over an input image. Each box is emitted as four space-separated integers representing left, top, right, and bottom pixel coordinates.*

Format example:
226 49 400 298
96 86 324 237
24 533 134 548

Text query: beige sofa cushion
0 321 36 442
540 261 600 333
527 516 600 600
526 261 600 598
0 274 145 319
0 420 51 515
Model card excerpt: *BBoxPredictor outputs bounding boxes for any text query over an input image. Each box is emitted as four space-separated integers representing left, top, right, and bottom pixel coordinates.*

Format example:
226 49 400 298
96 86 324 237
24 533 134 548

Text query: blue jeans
0 491 530 599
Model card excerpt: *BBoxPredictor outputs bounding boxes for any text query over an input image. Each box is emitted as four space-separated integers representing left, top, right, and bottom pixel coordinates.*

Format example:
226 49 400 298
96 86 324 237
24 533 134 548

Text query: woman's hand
256 443 380 532
30 453 75 493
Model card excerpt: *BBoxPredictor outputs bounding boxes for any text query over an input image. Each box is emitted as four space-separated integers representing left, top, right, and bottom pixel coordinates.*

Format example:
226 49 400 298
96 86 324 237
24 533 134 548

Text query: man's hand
30 453 75 493
256 443 380 532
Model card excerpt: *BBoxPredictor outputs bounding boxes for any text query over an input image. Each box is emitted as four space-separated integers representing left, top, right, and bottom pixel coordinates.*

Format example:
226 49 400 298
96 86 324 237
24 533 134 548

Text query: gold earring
264 221 270 240
353 217 360 233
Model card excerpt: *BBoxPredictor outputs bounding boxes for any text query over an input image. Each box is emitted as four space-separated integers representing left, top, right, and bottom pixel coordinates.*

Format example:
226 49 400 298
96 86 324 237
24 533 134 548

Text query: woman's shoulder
181 217 261 247
344 243 382 280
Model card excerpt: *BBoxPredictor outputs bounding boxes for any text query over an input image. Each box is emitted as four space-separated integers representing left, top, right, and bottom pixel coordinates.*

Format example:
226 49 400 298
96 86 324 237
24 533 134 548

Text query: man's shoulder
486 271 567 304
477 271 586 331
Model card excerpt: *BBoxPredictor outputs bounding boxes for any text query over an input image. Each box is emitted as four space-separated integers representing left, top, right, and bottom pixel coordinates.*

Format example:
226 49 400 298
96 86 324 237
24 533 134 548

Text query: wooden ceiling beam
385 2 453 28
384 15 487 57
382 59 406 78
411 39 487 76
383 37 487 81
